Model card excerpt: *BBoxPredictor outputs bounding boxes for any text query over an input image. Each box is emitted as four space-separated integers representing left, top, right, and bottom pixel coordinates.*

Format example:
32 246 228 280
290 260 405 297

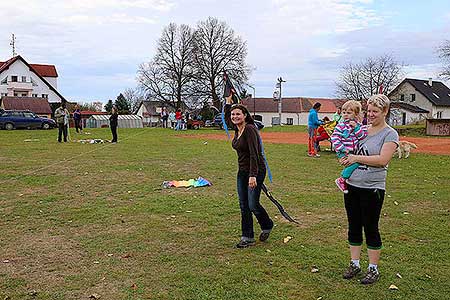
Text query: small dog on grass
396 141 418 158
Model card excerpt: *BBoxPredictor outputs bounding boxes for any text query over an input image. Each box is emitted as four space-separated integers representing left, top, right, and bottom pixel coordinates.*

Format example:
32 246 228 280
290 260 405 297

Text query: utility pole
246 84 256 117
10 34 17 57
277 77 286 125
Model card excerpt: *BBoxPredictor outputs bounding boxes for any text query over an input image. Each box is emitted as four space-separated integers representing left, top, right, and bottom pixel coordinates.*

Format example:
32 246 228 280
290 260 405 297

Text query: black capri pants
344 184 385 250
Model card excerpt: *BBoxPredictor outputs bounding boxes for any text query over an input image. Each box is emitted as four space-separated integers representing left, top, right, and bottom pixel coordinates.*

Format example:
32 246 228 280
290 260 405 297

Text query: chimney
428 78 433 87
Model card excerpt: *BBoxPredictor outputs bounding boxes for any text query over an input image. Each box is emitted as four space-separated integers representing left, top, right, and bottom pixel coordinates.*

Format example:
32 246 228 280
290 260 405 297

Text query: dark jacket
110 112 118 127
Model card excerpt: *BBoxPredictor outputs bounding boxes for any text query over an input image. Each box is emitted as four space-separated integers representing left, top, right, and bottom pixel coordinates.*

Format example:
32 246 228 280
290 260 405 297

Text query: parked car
0 110 56 130
187 119 204 130
213 113 264 130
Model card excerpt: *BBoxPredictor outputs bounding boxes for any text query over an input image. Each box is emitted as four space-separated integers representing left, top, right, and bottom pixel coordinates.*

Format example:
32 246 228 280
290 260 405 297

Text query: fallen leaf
389 284 399 290
186 210 193 213
266 249 271 253
396 273 402 279
425 274 431 279
89 293 101 299
317 297 323 300
403 212 410 215
283 236 293 243
131 283 138 290
394 201 399 206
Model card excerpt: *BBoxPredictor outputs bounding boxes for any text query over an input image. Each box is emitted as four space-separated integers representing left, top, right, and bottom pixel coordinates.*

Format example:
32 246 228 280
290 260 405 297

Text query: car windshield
23 112 36 118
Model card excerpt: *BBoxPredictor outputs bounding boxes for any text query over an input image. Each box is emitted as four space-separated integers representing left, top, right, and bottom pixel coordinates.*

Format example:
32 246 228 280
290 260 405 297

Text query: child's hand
349 120 357 128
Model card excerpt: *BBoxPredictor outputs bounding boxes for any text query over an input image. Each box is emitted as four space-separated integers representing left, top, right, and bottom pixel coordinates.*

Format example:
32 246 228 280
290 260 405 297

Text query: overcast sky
1 0 449 104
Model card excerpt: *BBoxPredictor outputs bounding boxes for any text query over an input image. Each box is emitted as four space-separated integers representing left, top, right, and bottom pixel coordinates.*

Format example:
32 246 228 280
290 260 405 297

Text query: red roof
241 97 343 114
0 57 58 77
1 97 52 114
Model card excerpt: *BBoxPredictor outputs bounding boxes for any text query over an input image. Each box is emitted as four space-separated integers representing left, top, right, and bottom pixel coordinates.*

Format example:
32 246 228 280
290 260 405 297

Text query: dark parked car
213 113 264 130
0 110 56 130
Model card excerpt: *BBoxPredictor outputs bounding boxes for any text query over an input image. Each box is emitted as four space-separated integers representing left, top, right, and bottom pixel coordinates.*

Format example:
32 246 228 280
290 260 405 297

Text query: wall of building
257 111 333 127
0 60 61 103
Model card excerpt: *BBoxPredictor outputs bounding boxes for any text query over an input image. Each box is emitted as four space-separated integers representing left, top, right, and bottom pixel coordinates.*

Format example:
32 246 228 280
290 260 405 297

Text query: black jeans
58 123 67 142
237 170 273 239
111 125 118 142
344 184 385 249
74 119 82 133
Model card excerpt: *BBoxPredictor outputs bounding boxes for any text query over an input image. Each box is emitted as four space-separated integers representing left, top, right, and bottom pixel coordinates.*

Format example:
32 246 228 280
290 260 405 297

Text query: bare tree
137 23 195 109
192 17 251 109
438 40 450 79
123 87 143 113
336 55 404 100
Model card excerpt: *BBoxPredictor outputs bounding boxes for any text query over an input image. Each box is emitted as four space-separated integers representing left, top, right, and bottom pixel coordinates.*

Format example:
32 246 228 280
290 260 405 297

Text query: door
402 113 406 125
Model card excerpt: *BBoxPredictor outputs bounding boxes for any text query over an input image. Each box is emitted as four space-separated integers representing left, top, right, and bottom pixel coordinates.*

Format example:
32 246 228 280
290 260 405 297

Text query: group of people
226 94 398 285
54 102 118 143
160 107 186 130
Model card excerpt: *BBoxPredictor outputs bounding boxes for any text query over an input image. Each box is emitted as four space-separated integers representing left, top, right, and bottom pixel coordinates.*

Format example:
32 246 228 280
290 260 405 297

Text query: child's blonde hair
341 100 362 115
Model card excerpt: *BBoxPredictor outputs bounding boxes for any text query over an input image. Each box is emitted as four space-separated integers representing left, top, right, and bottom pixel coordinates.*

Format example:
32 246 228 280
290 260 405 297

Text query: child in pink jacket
331 100 368 193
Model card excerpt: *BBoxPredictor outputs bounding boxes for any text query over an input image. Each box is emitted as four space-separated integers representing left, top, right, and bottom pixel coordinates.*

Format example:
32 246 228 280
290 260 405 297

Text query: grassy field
0 127 449 300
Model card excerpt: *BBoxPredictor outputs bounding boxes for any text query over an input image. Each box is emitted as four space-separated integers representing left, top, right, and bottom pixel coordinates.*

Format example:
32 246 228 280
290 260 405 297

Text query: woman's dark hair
230 104 255 125
313 102 322 109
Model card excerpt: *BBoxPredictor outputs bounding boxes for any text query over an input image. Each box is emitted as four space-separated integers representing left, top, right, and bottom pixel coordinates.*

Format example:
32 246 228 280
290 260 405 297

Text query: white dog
396 141 418 158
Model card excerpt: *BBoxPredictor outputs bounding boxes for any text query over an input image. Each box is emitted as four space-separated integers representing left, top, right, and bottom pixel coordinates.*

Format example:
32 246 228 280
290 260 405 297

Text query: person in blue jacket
307 102 324 157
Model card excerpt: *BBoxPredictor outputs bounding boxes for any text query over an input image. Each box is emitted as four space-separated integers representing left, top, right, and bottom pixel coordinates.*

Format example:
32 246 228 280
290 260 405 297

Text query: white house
136 101 164 127
388 78 450 124
240 97 342 127
0 55 66 104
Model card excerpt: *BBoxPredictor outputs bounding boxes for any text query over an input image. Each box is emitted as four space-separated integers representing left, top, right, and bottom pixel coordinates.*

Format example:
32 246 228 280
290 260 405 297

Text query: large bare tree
192 17 251 109
336 55 403 100
438 40 450 79
137 23 195 109
123 87 143 113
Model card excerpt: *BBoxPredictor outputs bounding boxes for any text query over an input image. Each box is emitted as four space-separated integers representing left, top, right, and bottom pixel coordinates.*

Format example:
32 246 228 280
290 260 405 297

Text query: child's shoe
335 177 348 194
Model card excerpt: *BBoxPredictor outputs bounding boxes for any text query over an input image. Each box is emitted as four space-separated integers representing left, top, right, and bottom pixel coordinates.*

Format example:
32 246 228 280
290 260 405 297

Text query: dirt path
184 132 450 155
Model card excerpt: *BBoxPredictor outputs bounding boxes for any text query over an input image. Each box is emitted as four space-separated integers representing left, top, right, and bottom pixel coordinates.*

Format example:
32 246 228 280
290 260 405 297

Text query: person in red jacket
175 109 182 131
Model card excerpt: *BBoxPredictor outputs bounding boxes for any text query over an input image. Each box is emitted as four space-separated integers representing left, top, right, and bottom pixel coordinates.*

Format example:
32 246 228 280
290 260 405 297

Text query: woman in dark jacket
225 101 274 248
110 105 118 143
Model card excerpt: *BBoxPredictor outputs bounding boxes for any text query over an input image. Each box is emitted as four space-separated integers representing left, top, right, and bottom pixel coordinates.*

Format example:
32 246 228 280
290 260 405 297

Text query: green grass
0 127 449 300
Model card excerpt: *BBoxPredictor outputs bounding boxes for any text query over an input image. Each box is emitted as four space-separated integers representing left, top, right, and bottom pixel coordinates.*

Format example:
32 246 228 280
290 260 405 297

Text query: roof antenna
10 33 17 57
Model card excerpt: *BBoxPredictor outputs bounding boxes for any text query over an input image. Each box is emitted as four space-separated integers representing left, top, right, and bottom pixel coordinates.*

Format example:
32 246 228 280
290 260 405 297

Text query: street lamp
276 77 286 125
246 84 256 117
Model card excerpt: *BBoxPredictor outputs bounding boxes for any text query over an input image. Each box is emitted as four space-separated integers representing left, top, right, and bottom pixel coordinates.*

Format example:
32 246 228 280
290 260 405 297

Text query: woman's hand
248 176 257 189
340 154 358 166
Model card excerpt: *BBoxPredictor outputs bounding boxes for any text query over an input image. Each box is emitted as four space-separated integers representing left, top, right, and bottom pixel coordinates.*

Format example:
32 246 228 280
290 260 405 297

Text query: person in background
73 105 83 133
160 107 169 128
339 94 398 285
307 102 323 157
333 107 343 123
175 108 182 131
169 110 176 128
54 102 69 143
110 105 118 143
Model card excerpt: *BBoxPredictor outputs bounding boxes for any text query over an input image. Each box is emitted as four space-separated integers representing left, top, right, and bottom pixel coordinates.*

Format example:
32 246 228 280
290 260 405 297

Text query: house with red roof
0 55 66 114
240 97 343 127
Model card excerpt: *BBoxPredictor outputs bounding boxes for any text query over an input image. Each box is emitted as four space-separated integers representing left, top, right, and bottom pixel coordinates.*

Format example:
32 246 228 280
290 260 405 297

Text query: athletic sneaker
259 229 272 242
360 267 380 284
335 177 348 193
343 262 361 279
236 239 256 248
307 153 314 157
314 154 321 158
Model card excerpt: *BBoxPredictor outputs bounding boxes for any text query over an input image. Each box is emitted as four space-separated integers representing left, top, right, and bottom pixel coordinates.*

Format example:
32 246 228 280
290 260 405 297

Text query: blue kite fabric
162 177 212 189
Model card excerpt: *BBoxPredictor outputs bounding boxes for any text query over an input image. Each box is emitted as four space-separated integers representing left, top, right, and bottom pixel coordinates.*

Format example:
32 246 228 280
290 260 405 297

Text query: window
32 94 38 97
21 76 27 82
1 93 7 97
432 93 440 99
23 112 35 118
14 92 18 96
1 77 6 85
21 93 28 97
11 76 18 82
31 78 38 86
400 94 405 101
286 118 293 125
410 94 416 102
12 111 23 117
42 94 48 98
437 111 443 119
